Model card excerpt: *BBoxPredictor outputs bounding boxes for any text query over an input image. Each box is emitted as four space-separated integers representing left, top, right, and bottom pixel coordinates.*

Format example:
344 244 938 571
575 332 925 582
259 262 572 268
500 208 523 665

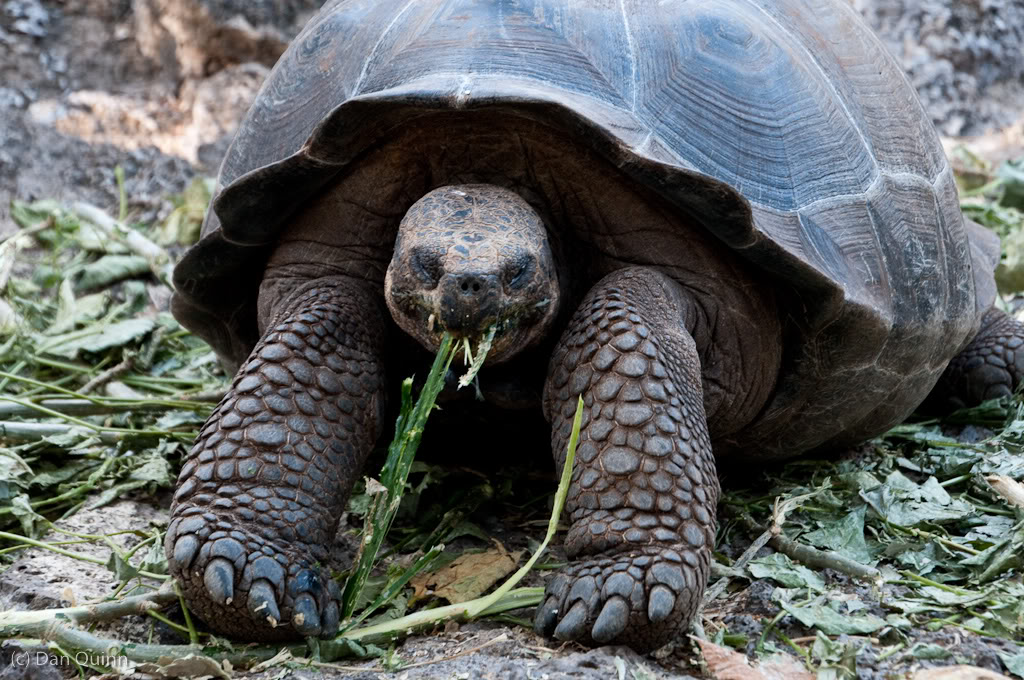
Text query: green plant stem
0 531 168 581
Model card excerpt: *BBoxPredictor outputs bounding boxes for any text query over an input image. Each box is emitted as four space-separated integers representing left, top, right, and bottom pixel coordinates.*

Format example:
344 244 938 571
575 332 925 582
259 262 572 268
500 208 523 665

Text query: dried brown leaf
913 665 1013 680
410 540 522 605
695 638 813 680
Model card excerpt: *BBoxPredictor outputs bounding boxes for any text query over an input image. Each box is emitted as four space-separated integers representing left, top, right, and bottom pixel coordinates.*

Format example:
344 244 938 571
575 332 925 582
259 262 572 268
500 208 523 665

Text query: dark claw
591 596 629 644
211 537 247 565
250 555 287 592
204 558 235 605
534 597 560 635
567 575 597 604
553 600 588 641
650 563 685 591
290 568 321 596
172 535 200 570
247 580 281 627
321 600 340 638
292 593 322 636
602 572 634 598
647 585 676 623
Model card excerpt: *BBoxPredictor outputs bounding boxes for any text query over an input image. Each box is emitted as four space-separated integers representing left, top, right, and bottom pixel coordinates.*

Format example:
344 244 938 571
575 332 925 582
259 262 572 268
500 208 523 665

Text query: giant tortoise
166 0 1024 651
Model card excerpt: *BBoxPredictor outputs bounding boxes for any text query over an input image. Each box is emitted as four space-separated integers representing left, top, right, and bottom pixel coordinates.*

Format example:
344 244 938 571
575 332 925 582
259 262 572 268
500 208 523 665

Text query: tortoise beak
436 272 500 336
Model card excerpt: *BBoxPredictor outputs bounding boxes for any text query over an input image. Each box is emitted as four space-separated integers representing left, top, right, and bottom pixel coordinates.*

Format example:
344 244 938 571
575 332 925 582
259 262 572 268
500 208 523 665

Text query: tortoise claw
321 600 340 638
203 558 235 605
647 585 676 624
172 535 200 571
247 580 281 627
292 593 322 637
553 600 588 641
591 596 629 643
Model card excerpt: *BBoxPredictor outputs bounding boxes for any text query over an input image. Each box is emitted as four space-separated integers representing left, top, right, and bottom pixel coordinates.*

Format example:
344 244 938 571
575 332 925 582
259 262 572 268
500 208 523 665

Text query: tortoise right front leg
166 278 387 640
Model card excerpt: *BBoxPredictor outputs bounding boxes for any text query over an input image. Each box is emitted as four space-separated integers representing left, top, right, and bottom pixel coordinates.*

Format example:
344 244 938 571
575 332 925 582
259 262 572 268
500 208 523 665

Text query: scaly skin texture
166 277 386 640
927 308 1024 412
535 267 719 651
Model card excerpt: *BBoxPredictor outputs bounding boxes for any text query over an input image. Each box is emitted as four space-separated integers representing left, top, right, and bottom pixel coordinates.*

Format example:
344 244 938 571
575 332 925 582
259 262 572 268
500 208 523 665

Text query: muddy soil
2 1 1024 679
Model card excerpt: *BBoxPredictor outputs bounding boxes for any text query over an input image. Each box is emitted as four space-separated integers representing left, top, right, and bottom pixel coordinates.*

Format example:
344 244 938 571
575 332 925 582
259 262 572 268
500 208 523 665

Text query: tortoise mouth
387 289 553 364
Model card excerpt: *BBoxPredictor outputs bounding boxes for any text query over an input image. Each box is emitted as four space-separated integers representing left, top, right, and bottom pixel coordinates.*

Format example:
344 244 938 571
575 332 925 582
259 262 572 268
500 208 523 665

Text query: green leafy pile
0 198 223 541
955 149 1024 292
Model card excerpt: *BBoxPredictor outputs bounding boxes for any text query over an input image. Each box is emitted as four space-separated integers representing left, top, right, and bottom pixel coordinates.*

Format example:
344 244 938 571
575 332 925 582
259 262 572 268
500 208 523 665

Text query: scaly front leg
166 277 387 640
535 267 719 651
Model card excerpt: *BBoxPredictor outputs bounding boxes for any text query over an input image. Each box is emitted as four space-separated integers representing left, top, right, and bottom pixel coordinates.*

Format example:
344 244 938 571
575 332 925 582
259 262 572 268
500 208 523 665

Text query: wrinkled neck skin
385 184 562 365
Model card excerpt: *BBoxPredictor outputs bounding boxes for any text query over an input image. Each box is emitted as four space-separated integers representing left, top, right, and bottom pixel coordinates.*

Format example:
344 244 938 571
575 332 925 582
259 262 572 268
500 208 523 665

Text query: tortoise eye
412 249 443 286
505 255 533 288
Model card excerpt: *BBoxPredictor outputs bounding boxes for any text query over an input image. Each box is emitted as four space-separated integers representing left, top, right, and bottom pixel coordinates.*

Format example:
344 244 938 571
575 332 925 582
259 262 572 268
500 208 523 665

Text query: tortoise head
385 184 560 364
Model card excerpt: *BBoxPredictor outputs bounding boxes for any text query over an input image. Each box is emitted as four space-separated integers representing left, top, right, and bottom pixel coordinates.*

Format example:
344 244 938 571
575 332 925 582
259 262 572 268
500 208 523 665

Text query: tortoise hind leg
925 308 1024 412
535 267 718 651
166 277 387 640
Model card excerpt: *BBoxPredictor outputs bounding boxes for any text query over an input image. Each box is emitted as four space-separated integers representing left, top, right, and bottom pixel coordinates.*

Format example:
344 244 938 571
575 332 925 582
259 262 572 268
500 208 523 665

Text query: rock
853 0 1024 136
133 0 325 78
0 500 166 611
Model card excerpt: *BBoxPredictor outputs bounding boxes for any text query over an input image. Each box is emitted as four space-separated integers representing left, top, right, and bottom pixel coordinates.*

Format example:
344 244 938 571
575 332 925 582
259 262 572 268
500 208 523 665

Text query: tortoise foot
167 514 342 639
534 545 703 651
925 307 1024 412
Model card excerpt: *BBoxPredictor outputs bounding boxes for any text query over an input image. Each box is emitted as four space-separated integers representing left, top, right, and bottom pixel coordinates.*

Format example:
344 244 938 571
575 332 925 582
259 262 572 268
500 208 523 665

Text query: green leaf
106 551 140 581
748 553 825 592
777 595 886 635
74 255 150 291
999 651 1024 678
802 504 875 564
38 318 155 358
998 158 1024 211
859 471 974 527
906 643 952 660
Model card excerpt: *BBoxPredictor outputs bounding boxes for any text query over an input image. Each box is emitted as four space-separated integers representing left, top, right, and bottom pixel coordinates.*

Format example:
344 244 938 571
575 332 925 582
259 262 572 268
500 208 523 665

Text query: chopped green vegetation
0 199 224 540
953 147 1024 293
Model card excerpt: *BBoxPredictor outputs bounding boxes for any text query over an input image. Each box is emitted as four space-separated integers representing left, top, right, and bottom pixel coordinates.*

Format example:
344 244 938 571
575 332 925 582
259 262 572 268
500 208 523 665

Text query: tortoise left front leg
534 267 719 651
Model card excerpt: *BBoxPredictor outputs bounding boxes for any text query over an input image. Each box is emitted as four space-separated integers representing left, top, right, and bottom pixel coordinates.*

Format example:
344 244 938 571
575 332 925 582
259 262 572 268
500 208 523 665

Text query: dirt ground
2 1 1024 679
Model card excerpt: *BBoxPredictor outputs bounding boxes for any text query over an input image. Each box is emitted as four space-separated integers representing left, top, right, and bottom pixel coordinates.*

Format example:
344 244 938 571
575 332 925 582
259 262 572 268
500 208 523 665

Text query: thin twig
770 533 880 581
80 359 134 395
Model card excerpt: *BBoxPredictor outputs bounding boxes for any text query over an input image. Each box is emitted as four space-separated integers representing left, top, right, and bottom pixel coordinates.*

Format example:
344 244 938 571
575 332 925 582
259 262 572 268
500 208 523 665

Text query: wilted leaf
135 654 231 679
48 279 109 334
776 593 886 635
860 471 974 527
802 504 875 564
410 541 522 605
907 643 953 660
74 254 150 291
38 318 154 358
748 553 825 592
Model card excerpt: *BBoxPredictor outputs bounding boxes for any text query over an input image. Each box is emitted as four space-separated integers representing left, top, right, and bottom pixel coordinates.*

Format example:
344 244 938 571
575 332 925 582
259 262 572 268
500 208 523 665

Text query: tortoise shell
172 0 999 458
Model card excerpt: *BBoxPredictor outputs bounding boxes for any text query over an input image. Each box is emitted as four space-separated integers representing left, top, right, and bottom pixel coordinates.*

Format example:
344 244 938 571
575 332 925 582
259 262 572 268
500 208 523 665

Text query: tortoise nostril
458 275 485 295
